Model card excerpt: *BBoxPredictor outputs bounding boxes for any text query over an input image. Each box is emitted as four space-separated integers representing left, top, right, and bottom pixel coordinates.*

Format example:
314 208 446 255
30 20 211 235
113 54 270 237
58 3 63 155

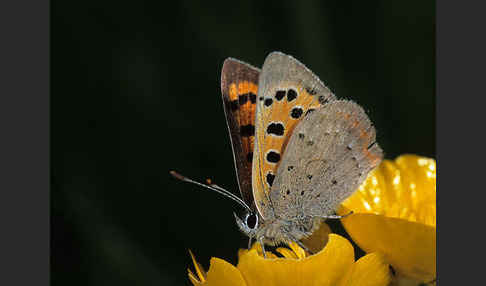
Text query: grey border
0 0 49 285
438 1 486 285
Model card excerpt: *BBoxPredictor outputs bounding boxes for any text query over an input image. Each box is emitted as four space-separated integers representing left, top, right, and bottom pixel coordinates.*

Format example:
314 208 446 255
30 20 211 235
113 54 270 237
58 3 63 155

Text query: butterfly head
234 211 259 237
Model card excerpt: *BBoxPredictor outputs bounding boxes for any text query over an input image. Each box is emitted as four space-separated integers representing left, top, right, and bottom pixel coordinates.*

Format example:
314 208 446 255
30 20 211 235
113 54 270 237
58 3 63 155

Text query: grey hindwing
269 100 383 220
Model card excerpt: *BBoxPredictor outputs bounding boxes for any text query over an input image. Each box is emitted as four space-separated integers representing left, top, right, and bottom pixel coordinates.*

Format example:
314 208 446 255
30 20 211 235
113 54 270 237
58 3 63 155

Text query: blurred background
51 0 434 285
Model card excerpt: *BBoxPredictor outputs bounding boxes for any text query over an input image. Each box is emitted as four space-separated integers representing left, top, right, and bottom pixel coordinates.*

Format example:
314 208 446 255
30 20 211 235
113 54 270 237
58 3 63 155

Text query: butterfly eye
246 213 258 230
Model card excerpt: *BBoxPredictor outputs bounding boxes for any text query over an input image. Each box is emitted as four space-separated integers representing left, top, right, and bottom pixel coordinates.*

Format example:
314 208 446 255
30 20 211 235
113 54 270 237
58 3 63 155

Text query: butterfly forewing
221 58 260 208
269 100 383 219
252 52 336 219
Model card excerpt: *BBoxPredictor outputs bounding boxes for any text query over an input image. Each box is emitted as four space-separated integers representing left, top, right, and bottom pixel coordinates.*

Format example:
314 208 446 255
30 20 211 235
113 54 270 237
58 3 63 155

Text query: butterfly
171 51 383 257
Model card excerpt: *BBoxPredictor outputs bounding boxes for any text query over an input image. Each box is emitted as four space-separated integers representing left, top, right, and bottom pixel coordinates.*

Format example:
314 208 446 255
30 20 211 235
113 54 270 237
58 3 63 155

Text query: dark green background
52 1 434 285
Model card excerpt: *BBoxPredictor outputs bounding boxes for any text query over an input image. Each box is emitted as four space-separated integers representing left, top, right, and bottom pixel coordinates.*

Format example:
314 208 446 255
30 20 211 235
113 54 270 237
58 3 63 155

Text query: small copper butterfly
171 52 383 257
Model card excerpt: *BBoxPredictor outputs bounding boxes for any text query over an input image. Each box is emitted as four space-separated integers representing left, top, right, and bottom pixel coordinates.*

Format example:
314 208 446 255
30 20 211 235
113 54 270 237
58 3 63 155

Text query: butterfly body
235 211 321 246
174 52 382 255
222 52 383 253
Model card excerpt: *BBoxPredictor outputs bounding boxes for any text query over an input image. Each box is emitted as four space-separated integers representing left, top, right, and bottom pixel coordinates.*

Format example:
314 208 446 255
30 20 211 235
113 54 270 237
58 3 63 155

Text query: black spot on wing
290 107 303 119
239 93 248 105
305 86 317 95
287 89 298 101
367 142 377 150
249 93 257 103
266 151 281 163
240 124 255 137
266 173 275 187
267 122 285 136
318 95 329 105
230 100 239 111
305 108 315 116
275 90 286 101
264 98 273 107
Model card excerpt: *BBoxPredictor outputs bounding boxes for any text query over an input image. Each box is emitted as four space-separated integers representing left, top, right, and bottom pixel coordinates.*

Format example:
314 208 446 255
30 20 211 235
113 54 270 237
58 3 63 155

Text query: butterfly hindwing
221 58 260 208
270 100 383 219
252 52 336 219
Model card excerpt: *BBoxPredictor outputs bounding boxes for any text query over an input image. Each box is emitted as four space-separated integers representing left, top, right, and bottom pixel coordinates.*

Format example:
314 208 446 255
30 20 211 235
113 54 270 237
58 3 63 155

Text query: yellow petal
188 270 202 286
205 258 247 286
390 275 434 286
338 252 391 286
341 214 435 282
338 154 436 282
275 247 299 259
237 234 354 286
189 257 247 286
340 154 436 226
188 250 206 283
287 241 306 259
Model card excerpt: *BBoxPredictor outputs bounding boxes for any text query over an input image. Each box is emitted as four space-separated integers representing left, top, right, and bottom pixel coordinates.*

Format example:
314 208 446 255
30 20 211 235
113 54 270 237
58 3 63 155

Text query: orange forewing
252 85 324 217
221 59 260 207
251 52 337 219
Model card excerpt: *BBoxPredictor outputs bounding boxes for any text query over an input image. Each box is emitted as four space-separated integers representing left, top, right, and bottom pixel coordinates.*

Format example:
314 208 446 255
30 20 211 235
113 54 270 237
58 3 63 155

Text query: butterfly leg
258 237 267 258
248 237 253 250
293 239 312 254
286 233 313 254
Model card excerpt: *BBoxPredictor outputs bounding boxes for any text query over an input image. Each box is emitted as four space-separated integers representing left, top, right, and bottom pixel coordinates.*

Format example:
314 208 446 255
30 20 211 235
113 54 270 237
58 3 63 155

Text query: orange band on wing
253 85 325 218
339 110 382 168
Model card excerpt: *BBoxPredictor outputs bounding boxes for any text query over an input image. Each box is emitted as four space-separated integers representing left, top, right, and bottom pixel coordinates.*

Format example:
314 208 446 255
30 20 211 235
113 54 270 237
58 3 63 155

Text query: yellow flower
338 154 436 283
188 234 391 286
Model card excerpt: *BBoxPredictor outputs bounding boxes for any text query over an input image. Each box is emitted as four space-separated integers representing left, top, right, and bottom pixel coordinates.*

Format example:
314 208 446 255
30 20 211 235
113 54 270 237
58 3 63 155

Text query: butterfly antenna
170 171 252 213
